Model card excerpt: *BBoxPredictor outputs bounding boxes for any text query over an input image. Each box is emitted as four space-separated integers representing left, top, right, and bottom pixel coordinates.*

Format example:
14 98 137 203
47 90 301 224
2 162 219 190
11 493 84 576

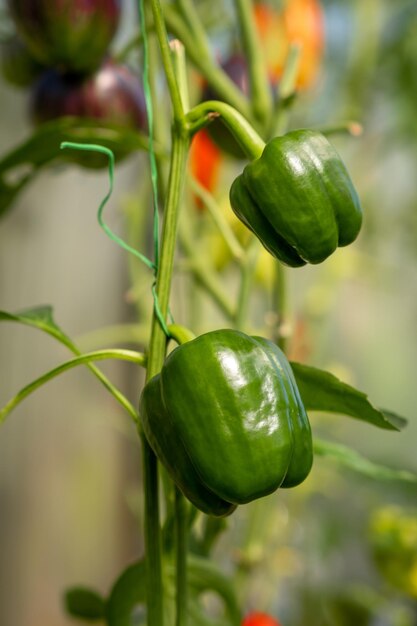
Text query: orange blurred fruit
254 0 324 88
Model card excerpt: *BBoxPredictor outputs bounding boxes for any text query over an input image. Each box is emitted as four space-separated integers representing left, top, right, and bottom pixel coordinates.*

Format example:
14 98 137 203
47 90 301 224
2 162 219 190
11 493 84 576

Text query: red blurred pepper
189 128 223 208
242 612 282 626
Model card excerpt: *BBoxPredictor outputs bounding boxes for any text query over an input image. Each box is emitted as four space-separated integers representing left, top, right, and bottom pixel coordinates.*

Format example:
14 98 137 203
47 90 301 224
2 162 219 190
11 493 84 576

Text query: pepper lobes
230 130 363 267
140 330 313 517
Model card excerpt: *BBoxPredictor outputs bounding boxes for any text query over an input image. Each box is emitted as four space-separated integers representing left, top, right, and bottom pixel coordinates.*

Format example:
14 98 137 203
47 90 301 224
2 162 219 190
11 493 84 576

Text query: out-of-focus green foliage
371 507 417 599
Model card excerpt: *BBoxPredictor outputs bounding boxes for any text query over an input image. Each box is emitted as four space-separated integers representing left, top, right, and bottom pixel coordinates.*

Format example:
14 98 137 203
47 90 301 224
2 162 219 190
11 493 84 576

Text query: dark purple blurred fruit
31 60 147 168
0 34 44 87
203 54 250 158
205 55 250 99
31 60 147 130
8 0 121 73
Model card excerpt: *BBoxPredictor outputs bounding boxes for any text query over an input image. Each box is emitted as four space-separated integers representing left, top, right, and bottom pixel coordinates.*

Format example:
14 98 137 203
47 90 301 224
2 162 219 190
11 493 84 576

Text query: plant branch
272 43 302 136
233 0 272 122
142 131 190 626
235 239 259 330
175 488 189 626
163 5 253 120
0 349 145 425
187 100 265 160
148 0 185 126
189 177 244 261
174 0 211 59
178 221 235 321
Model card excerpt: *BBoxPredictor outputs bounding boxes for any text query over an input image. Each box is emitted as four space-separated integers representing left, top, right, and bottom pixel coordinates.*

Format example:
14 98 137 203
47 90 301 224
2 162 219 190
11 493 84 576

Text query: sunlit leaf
314 438 417 483
291 362 407 431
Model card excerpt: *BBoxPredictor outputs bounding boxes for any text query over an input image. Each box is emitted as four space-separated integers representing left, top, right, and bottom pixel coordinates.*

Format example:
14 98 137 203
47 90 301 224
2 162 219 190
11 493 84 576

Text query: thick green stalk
149 0 185 125
141 442 163 624
139 3 189 620
170 39 191 626
175 488 189 626
143 132 189 626
147 13 171 191
233 0 272 123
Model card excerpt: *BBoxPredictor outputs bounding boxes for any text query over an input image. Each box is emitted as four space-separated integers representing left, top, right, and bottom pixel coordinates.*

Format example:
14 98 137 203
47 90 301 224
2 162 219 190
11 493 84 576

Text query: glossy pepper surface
229 130 362 267
140 330 313 517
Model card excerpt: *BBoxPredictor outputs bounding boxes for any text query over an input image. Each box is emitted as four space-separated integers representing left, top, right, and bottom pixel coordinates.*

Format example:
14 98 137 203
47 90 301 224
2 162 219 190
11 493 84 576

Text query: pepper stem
186 101 265 161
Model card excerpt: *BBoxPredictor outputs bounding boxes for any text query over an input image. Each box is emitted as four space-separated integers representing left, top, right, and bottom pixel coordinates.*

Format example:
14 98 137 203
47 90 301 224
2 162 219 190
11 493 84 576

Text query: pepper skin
140 330 313 517
229 130 362 267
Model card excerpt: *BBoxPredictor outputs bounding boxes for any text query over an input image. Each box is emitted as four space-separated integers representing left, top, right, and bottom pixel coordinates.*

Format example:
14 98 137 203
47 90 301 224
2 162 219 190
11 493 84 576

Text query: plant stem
168 323 196 345
169 40 192 626
272 43 302 136
235 239 259 331
178 221 235 321
149 0 185 126
318 121 363 138
0 349 145 425
163 5 253 120
142 131 189 626
175 487 189 626
76 323 149 350
273 260 288 352
175 0 211 59
147 10 171 191
187 100 265 160
171 40 190 113
190 178 244 261
233 0 272 123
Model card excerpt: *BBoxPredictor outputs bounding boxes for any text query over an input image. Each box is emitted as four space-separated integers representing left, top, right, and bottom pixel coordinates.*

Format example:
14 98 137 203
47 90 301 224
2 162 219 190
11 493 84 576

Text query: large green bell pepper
229 130 363 267
140 330 313 517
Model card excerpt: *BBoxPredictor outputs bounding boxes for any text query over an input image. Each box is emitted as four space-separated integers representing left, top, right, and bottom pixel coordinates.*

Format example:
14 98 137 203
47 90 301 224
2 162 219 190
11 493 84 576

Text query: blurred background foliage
0 0 416 624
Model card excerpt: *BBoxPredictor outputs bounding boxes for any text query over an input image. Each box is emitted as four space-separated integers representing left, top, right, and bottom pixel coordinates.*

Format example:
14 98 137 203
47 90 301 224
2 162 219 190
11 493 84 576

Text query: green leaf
0 305 74 347
104 556 241 626
0 349 146 425
105 560 176 626
0 306 139 422
64 587 105 622
187 556 242 626
314 438 417 483
0 117 154 218
290 361 407 431
105 560 147 626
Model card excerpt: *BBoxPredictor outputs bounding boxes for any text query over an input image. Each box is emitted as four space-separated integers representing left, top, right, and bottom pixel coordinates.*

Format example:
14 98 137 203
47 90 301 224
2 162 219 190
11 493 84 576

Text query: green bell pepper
229 130 363 267
140 330 313 517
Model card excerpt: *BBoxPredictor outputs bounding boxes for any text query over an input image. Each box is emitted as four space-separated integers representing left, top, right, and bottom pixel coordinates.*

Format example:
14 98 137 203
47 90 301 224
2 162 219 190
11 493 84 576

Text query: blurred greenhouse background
0 0 416 625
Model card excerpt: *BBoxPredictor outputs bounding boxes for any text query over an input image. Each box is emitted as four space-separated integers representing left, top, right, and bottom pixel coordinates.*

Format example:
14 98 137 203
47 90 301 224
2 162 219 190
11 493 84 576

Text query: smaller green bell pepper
140 330 313 517
230 130 363 267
